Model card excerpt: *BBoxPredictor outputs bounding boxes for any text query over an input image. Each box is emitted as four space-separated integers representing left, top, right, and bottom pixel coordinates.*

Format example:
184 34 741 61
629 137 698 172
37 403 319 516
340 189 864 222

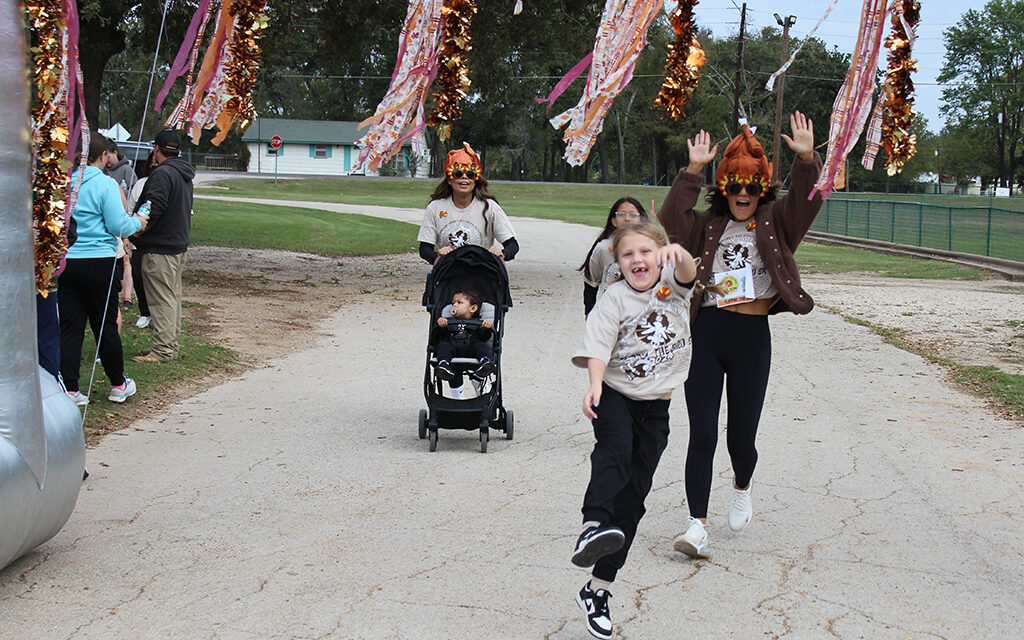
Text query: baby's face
451 294 477 319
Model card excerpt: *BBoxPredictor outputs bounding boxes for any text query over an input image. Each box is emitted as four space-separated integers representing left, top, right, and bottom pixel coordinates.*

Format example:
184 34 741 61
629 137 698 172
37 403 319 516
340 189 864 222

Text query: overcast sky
685 0 992 132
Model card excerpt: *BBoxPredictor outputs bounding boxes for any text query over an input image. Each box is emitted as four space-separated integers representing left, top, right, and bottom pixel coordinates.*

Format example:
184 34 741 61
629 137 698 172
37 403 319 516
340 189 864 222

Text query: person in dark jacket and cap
131 129 196 364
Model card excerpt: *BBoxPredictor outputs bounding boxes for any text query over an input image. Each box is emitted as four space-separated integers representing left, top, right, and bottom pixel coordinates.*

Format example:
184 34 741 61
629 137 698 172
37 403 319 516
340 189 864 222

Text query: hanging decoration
160 0 268 146
879 0 920 175
25 0 88 296
548 0 664 166
653 0 705 120
811 0 889 200
427 0 478 141
764 0 839 91
356 0 445 173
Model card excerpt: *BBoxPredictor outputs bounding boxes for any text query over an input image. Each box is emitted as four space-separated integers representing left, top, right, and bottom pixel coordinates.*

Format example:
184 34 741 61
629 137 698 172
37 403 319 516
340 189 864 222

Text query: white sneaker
728 484 752 531
66 391 89 406
108 376 137 403
135 315 151 328
673 517 710 558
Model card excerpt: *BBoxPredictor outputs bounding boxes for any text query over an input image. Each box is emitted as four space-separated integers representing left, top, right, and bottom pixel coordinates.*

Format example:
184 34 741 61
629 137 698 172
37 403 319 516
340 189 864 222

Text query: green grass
830 192 1024 212
191 199 419 256
834 311 1023 422
76 302 235 437
198 176 673 226
796 243 986 279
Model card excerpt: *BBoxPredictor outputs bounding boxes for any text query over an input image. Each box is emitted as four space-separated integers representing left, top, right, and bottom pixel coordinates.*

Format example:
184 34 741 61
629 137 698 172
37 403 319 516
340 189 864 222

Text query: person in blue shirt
58 133 149 405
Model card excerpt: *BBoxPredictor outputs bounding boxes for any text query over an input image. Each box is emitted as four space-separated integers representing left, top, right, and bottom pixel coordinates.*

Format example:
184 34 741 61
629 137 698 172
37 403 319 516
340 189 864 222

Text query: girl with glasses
417 142 520 265
656 111 823 557
578 197 649 316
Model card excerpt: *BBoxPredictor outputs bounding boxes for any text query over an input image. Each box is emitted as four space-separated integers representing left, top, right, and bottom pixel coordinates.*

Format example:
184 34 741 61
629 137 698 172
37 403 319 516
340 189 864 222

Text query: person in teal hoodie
58 133 149 405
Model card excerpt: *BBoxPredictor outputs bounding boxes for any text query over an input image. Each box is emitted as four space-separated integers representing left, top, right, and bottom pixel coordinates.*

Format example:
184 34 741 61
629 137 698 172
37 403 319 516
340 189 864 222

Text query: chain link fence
810 197 1024 262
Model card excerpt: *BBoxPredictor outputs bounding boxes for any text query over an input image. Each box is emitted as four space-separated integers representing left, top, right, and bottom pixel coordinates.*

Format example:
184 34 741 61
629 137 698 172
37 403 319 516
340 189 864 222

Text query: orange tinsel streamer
221 0 268 135
654 0 705 120
25 0 70 296
880 0 920 175
427 0 477 141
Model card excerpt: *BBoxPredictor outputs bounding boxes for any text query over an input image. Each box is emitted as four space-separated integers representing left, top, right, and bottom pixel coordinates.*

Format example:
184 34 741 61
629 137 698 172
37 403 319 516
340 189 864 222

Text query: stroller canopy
423 245 512 311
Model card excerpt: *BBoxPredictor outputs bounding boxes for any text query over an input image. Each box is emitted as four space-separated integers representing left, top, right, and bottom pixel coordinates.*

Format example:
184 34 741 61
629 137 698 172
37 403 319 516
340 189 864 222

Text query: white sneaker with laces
135 315 151 328
673 517 710 558
728 483 752 531
66 391 89 406
108 376 137 403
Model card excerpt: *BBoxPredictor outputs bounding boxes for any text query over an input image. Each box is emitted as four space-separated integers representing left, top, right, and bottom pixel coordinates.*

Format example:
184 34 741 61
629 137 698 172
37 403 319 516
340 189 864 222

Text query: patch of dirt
84 246 425 445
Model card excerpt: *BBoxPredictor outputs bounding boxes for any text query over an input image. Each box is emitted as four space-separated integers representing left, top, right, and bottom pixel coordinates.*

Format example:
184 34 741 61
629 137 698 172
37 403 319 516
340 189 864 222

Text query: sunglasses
450 169 478 180
725 181 764 197
614 210 642 219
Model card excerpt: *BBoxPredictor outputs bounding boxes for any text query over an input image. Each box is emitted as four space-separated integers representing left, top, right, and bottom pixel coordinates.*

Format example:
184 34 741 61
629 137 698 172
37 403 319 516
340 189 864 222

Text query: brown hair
578 197 649 278
87 132 112 164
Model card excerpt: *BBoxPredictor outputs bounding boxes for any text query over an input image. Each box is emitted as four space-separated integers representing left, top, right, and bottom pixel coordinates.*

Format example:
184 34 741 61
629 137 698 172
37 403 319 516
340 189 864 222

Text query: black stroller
419 245 513 452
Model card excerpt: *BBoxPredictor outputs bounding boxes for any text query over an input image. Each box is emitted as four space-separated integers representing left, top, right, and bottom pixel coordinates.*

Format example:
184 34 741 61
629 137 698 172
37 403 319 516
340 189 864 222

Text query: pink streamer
535 53 593 114
155 0 212 112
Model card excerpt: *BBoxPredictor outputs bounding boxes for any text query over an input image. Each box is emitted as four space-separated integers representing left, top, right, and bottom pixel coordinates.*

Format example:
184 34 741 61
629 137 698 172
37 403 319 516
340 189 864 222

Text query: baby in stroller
434 289 495 399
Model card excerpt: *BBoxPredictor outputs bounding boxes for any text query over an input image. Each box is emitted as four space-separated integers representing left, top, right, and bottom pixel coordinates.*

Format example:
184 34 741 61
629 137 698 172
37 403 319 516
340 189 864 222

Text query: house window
311 144 332 159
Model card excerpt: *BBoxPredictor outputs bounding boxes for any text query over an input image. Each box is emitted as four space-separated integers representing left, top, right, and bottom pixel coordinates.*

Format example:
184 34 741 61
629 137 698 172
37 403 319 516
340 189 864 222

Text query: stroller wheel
428 429 438 452
418 409 428 439
504 409 514 440
479 427 489 454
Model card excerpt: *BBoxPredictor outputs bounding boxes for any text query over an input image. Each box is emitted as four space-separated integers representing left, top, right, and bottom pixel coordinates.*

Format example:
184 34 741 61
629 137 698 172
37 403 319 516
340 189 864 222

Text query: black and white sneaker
576 582 613 639
571 525 625 568
472 357 495 381
435 360 455 381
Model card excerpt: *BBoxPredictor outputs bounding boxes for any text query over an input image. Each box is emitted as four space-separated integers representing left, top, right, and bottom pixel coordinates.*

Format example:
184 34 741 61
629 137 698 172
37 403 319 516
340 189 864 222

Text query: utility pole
772 14 796 184
732 3 747 137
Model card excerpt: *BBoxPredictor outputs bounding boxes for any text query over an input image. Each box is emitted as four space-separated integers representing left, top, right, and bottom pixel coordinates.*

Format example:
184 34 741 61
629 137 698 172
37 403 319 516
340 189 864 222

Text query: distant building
241 118 429 177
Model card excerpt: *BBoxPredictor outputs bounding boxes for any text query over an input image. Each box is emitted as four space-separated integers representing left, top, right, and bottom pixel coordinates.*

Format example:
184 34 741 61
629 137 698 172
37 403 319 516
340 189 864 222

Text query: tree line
80 0 1022 191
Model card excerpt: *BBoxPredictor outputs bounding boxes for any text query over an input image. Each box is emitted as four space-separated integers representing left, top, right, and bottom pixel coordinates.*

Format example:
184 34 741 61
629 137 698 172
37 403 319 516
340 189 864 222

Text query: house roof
241 118 369 145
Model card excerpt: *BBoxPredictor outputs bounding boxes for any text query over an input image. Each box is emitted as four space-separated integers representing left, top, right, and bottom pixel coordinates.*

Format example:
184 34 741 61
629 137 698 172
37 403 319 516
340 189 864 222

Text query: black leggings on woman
683 307 771 519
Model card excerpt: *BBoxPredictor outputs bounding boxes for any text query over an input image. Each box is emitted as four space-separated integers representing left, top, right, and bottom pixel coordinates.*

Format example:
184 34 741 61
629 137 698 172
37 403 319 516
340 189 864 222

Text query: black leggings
57 257 127 391
683 307 771 519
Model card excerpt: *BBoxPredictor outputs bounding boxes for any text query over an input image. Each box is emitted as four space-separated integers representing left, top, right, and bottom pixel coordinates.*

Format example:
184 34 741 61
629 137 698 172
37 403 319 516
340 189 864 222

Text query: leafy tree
938 0 1024 191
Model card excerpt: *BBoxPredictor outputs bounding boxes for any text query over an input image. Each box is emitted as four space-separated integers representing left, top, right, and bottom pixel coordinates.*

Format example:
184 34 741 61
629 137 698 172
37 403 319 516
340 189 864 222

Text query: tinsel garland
25 0 69 296
880 0 920 175
654 0 704 120
221 0 268 136
427 0 477 141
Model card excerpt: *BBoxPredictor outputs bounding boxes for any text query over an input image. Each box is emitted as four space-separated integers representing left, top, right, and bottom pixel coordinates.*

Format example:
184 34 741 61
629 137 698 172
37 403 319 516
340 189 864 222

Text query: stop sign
270 135 282 149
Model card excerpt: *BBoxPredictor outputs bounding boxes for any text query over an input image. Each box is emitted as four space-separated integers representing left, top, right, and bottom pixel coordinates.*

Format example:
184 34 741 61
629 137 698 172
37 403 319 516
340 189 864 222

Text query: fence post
891 201 896 243
986 206 992 256
866 201 871 240
845 200 850 235
947 206 952 251
918 197 923 246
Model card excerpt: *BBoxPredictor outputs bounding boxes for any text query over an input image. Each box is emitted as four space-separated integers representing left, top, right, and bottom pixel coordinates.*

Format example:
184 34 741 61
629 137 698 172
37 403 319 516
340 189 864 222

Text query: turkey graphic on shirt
617 290 687 380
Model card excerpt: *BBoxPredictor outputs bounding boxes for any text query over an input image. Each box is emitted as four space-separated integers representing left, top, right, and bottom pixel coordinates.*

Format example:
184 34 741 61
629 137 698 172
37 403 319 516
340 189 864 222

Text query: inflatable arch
0 0 86 571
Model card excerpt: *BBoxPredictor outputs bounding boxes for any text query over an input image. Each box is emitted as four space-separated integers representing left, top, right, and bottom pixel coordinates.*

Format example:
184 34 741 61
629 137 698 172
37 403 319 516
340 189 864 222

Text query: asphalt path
2 199 1021 639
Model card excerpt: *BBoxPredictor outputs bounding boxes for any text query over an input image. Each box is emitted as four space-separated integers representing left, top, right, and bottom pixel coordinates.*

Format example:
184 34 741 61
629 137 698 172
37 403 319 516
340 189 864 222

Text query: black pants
435 338 490 387
683 307 771 519
582 384 671 583
130 247 149 316
57 257 127 391
36 292 61 382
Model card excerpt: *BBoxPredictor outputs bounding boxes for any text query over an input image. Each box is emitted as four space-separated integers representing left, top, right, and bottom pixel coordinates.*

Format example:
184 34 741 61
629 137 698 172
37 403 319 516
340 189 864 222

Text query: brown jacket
658 153 824 318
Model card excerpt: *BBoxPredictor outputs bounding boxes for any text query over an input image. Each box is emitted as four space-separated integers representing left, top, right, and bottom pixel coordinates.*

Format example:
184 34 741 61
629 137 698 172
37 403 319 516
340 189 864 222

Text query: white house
242 118 429 177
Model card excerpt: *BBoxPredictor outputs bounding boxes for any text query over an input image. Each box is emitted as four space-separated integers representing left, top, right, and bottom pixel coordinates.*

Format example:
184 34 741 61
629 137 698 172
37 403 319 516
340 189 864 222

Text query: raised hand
686 130 718 173
781 111 815 161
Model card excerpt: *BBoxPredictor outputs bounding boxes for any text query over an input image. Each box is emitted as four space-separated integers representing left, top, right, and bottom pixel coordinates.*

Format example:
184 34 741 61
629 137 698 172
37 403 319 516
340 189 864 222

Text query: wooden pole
772 14 795 184
732 3 747 137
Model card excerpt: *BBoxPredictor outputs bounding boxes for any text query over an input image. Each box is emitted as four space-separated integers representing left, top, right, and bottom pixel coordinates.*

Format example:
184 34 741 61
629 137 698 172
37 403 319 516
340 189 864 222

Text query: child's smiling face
616 232 662 291
450 293 478 319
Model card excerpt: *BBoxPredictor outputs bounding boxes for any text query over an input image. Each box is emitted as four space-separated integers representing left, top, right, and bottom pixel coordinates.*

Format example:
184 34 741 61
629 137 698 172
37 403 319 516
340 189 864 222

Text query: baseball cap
153 129 181 152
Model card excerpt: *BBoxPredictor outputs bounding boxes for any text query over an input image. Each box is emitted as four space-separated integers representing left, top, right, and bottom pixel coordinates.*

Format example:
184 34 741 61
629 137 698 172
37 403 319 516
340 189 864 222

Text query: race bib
713 265 755 308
